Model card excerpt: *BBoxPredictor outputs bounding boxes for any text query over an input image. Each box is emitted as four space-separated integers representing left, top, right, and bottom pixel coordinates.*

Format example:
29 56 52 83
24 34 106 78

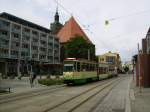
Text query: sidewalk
130 80 150 112
0 76 48 95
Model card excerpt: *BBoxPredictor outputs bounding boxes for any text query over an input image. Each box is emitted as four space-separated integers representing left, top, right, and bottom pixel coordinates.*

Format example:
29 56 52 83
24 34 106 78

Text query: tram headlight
63 72 73 79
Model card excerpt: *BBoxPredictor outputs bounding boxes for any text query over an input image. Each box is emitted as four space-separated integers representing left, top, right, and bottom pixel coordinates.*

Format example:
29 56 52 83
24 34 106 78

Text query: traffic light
105 20 109 25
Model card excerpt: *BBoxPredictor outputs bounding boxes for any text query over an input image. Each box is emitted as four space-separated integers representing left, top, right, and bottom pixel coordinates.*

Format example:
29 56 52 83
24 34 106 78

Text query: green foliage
124 66 129 73
38 79 63 86
64 35 95 60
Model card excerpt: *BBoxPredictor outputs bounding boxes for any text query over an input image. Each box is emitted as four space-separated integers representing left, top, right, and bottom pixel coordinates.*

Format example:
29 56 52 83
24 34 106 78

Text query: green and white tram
63 58 98 85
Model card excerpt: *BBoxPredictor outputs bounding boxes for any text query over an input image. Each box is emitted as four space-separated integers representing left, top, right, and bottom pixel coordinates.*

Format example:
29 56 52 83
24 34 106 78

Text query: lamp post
138 43 142 93
88 49 90 61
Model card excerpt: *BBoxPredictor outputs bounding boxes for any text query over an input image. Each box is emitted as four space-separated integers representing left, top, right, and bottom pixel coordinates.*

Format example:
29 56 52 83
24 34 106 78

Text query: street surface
0 75 131 112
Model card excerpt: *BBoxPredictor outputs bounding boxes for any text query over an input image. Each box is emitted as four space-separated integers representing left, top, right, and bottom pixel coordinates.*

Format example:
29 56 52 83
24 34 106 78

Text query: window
48 43 53 47
13 33 19 38
22 44 29 48
40 33 46 38
21 52 29 56
13 24 20 30
106 57 114 63
32 46 38 50
16 42 20 47
32 38 38 42
2 20 9 26
32 31 38 35
3 49 8 54
1 39 9 45
100 58 104 61
40 40 46 45
24 28 30 33
40 47 46 52
2 31 8 36
40 55 46 59
11 50 18 56
48 56 53 60
48 49 53 53
32 54 38 58
24 36 30 41
49 36 53 40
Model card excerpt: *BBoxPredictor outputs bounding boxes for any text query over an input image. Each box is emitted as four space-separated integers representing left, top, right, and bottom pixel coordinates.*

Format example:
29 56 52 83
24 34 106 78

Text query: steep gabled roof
57 16 92 44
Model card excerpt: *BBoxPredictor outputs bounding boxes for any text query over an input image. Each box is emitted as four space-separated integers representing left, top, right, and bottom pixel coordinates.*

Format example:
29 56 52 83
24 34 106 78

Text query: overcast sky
0 0 150 62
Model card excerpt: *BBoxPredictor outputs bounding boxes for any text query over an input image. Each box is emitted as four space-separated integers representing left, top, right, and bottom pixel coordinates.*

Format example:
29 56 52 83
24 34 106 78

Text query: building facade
0 12 60 77
98 51 121 72
146 28 150 54
133 28 150 87
57 16 96 61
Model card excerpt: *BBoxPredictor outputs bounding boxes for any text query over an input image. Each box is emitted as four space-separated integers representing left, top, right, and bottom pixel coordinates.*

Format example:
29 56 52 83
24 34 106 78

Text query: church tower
50 7 63 34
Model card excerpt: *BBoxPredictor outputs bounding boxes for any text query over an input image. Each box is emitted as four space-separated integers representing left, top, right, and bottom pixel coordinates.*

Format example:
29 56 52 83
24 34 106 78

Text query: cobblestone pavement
93 75 132 112
130 81 150 112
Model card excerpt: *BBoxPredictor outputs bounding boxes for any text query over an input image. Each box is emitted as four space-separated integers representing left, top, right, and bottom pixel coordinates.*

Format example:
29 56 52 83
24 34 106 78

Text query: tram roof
64 58 97 64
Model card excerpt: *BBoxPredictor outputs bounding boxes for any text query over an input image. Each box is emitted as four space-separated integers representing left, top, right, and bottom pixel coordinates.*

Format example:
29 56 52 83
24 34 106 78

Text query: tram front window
64 64 74 72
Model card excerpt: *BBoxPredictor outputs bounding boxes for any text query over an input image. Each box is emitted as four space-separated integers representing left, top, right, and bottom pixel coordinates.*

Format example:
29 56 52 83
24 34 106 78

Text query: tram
63 58 118 85
63 58 98 85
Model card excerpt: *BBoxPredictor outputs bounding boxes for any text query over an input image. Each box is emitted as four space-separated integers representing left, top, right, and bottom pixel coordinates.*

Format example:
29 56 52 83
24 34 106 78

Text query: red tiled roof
57 16 92 44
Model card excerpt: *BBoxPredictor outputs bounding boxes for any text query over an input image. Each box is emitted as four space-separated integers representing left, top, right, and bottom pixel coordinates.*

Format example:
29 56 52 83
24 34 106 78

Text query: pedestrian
29 71 34 88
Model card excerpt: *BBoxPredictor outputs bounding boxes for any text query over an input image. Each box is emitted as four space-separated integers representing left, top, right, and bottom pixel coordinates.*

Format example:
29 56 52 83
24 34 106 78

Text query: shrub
38 79 63 86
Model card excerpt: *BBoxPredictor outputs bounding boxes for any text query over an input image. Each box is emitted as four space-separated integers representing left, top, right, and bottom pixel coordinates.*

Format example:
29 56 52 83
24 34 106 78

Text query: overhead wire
107 9 150 22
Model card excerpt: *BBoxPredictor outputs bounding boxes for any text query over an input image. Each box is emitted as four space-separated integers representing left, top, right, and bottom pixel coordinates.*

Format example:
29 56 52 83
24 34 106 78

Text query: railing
0 23 10 31
0 44 9 49
0 35 10 40
0 54 9 58
10 54 19 59
11 28 21 33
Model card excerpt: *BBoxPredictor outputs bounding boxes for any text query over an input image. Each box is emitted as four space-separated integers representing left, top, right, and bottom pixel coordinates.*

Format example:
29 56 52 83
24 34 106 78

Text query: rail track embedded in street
43 77 123 112
0 85 67 104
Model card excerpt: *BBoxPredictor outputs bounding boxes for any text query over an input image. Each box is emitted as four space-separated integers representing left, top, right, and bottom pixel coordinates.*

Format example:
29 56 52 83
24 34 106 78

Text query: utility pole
138 43 142 93
88 49 90 61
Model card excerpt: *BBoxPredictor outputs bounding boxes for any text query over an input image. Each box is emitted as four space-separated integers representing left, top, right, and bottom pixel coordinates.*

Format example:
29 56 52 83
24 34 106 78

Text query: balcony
32 53 38 60
22 32 30 37
0 42 9 49
22 36 30 43
47 58 53 63
0 53 9 58
32 31 39 37
11 28 21 34
31 49 38 54
39 54 47 62
54 53 59 57
48 38 53 43
32 42 38 46
40 34 47 41
21 48 30 53
10 54 19 59
48 52 53 56
0 34 10 40
40 44 47 48
0 22 10 31
11 46 19 51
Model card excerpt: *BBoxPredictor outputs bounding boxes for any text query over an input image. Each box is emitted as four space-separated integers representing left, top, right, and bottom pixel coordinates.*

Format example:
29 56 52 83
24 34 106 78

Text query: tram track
0 84 67 104
0 77 116 105
43 76 123 112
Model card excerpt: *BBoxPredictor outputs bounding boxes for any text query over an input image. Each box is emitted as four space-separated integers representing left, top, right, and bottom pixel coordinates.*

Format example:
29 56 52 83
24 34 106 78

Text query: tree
64 35 95 60
124 66 129 73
